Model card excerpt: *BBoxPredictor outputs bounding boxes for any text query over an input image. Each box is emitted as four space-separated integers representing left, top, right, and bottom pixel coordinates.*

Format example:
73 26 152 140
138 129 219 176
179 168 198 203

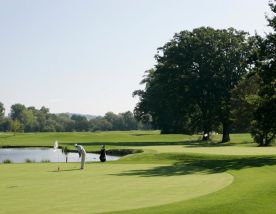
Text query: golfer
74 144 86 169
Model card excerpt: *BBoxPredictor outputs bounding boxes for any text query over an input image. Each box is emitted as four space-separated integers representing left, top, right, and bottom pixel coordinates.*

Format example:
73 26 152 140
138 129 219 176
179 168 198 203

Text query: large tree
134 27 251 141
213 29 252 142
251 0 276 146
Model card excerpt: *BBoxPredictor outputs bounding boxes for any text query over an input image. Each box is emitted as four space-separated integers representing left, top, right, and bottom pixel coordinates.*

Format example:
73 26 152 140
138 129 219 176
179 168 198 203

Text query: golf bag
99 148 106 162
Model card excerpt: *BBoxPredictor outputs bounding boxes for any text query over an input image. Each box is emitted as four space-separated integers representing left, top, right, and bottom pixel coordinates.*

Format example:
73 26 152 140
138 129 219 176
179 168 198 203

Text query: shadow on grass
49 168 80 172
129 133 158 136
113 156 276 177
7 185 18 188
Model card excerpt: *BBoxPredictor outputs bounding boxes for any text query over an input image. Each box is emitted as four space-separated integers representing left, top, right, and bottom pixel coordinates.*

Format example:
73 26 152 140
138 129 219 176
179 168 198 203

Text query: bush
3 159 12 164
25 159 35 163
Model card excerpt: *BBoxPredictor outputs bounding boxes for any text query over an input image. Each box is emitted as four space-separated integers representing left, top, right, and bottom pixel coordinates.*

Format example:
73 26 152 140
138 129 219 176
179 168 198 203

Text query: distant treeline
0 103 151 132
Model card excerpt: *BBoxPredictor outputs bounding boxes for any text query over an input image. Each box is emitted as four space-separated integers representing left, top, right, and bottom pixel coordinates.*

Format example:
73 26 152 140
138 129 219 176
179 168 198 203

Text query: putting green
139 145 276 156
0 163 232 214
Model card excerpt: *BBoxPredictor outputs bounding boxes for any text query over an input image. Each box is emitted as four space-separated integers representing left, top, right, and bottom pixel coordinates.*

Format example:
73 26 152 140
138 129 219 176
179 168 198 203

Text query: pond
0 148 120 163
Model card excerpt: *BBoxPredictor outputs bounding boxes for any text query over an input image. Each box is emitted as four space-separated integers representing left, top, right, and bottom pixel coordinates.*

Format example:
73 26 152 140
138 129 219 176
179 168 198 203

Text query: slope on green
114 164 276 214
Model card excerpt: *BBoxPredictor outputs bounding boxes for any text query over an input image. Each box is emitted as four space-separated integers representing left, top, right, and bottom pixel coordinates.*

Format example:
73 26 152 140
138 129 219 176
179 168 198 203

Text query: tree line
133 1 276 146
0 103 151 133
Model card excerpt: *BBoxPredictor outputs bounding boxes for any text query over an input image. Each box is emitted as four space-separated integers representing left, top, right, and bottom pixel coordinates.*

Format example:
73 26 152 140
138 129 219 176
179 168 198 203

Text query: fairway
1 131 276 213
0 163 232 214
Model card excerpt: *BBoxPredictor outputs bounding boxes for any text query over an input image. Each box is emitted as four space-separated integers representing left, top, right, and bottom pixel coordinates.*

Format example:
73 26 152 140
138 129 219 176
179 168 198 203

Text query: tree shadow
113 156 276 177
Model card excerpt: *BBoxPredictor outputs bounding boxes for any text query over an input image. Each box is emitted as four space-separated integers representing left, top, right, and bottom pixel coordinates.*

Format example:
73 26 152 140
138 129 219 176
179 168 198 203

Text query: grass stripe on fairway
0 163 232 214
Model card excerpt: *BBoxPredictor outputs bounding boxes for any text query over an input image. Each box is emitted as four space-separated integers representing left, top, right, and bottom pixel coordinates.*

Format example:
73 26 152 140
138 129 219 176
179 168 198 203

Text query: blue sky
0 0 272 115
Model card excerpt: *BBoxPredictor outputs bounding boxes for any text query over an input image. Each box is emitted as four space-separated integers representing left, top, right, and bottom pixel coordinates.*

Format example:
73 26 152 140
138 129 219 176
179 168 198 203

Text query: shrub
25 159 35 163
3 159 12 164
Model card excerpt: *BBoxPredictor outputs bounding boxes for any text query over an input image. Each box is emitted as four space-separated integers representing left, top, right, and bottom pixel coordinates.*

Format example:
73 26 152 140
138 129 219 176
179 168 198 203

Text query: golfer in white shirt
74 144 86 170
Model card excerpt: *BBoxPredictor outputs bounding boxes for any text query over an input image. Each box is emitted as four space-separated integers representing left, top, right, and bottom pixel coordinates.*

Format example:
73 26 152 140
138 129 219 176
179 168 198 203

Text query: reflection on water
0 148 120 163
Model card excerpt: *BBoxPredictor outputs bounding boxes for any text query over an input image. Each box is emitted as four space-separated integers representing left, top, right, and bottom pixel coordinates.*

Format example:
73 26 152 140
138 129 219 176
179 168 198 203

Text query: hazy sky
0 0 273 115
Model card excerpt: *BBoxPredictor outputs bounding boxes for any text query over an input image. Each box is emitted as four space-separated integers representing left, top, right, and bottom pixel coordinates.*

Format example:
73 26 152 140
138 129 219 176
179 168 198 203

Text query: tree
231 72 260 133
104 112 120 130
56 113 75 132
213 29 252 142
120 111 138 130
90 117 112 131
71 114 89 131
0 118 12 132
10 119 22 135
134 27 251 141
104 111 142 131
251 0 276 146
10 103 26 121
21 109 35 132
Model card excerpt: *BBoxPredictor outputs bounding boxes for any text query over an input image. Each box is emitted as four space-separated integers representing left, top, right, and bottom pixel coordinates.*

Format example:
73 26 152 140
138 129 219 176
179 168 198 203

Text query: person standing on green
74 144 86 169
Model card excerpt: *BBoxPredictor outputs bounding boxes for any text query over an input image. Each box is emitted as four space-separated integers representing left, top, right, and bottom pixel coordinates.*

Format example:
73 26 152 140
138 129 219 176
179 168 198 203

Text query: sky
0 0 273 116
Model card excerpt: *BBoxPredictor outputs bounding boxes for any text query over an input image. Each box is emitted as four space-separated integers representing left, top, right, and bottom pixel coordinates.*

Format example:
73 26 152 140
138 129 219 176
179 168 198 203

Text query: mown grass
1 131 274 155
0 162 232 214
1 131 276 213
112 162 276 214
0 131 254 150
0 131 193 149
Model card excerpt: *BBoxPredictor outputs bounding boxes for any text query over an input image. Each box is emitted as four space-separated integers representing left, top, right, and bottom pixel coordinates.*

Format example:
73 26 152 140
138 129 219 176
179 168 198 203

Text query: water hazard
0 148 120 163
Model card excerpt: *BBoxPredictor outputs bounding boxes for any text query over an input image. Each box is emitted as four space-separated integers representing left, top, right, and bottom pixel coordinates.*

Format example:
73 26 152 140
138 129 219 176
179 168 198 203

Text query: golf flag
53 141 58 152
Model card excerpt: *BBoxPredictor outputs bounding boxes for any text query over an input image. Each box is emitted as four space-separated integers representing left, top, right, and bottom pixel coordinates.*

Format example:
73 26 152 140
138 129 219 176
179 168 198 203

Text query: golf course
1 0 276 213
1 131 276 213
